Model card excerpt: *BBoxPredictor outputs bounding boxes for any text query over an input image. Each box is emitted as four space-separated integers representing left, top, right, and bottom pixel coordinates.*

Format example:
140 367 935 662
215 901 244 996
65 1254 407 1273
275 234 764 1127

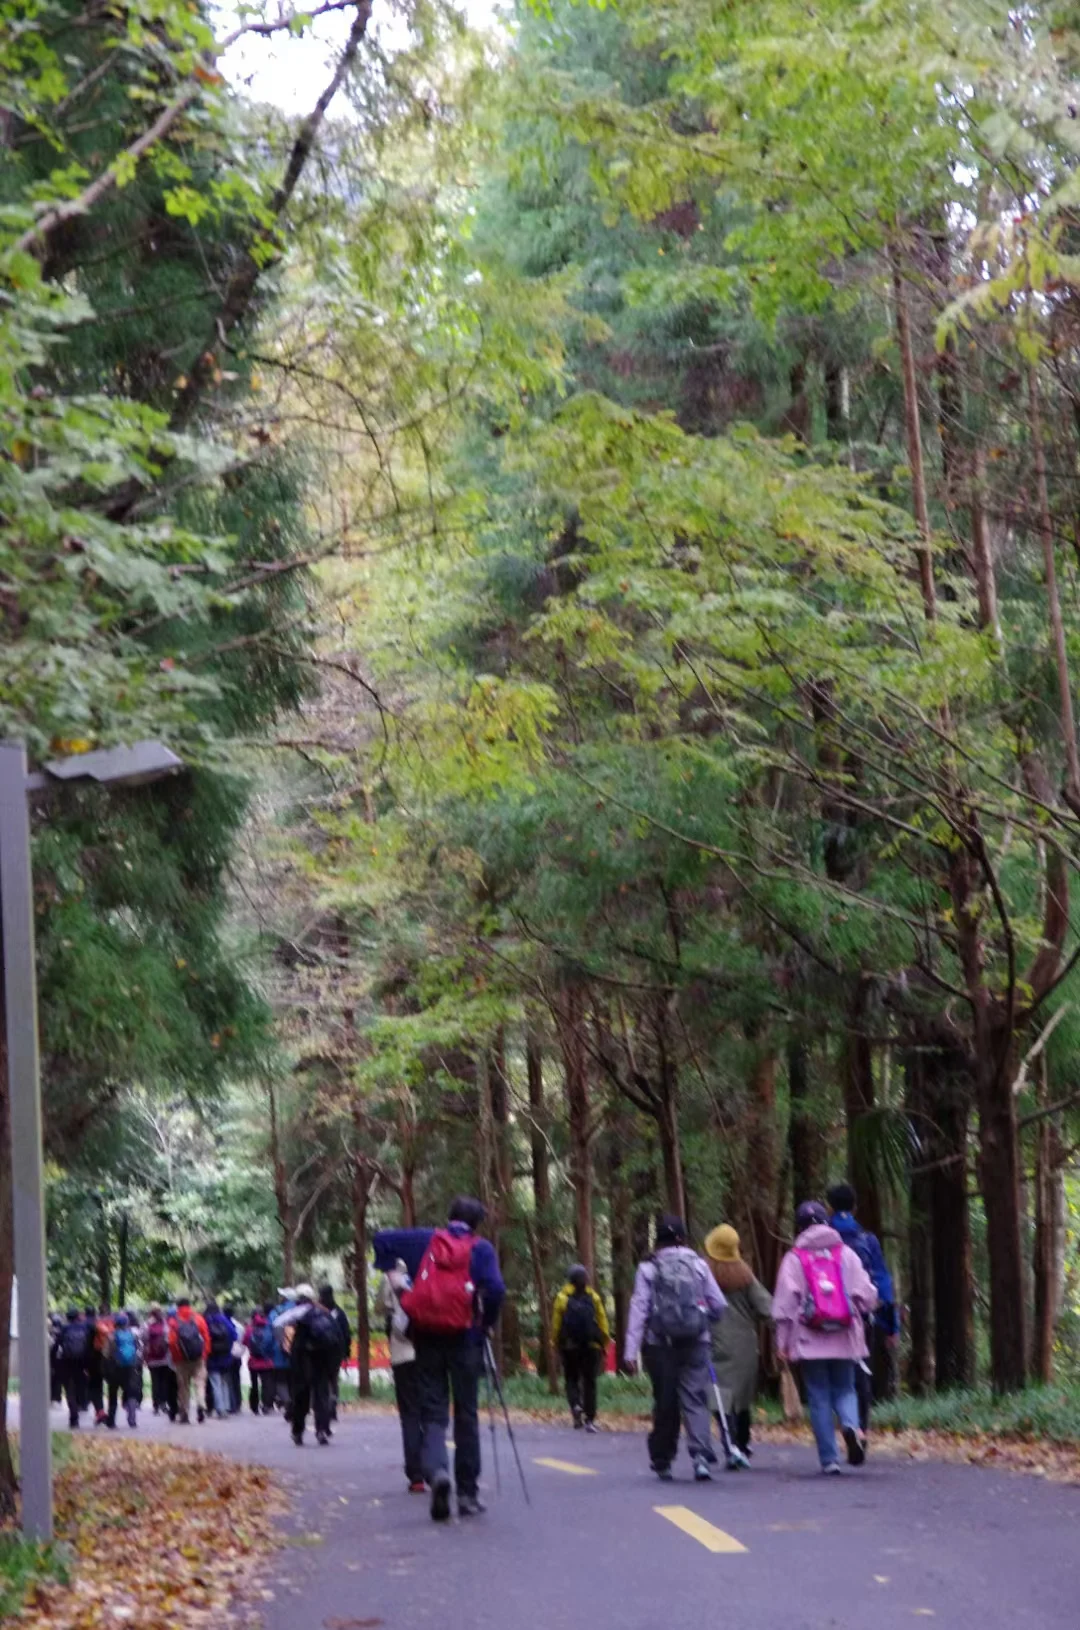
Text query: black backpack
561 1289 600 1350
61 1321 89 1364
306 1306 341 1357
176 1316 205 1361
208 1315 233 1360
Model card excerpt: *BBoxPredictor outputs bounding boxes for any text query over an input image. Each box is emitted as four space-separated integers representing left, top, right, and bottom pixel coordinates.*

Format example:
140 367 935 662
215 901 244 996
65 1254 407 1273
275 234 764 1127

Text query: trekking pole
708 1360 750 1471
484 1336 531 1506
483 1348 502 1493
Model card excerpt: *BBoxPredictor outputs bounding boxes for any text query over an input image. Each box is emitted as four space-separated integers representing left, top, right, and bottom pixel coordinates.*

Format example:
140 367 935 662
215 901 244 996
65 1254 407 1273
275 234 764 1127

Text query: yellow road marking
654 1506 748 1554
533 1456 598 1476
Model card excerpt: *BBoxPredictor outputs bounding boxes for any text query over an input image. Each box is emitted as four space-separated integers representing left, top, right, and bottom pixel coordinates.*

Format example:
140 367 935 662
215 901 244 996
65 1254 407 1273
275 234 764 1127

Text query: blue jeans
801 1358 859 1467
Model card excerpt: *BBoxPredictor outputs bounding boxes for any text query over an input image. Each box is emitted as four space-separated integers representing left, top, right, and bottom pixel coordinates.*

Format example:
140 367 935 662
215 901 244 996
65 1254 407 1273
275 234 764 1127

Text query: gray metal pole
0 743 52 1541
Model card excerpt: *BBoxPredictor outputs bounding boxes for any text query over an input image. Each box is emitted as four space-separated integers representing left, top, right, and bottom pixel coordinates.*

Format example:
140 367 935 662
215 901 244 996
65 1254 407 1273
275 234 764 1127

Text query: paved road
38 1400 1080 1630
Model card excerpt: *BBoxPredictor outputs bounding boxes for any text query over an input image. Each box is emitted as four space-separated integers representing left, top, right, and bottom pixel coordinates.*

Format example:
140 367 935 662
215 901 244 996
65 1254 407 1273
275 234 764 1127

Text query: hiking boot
822 1461 842 1476
408 1481 427 1495
584 1420 599 1434
430 1470 452 1523
316 1430 330 1446
292 1431 304 1447
178 1412 190 1426
651 1463 674 1482
458 1493 486 1517
843 1426 866 1467
693 1457 713 1482
196 1407 205 1424
572 1408 584 1430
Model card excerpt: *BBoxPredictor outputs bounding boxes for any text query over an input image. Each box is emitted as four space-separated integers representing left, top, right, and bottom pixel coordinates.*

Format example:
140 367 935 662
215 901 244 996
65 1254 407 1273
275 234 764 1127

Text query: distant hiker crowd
50 1283 352 1444
371 1181 896 1522
48 1179 896 1513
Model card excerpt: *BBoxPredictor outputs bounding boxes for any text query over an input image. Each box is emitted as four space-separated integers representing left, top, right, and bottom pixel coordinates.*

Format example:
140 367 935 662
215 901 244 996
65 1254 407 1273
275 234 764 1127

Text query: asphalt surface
37 1393 1080 1630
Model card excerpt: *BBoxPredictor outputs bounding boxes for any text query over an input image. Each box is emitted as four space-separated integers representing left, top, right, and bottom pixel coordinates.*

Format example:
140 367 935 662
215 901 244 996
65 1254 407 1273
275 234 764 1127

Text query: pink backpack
795 1245 853 1331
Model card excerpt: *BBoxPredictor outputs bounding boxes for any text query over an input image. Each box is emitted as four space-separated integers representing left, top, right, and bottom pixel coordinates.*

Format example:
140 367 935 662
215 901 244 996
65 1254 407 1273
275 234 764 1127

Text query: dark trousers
229 1360 242 1413
291 1359 334 1439
732 1408 752 1453
392 1360 424 1484
87 1358 104 1416
106 1365 140 1427
61 1361 82 1427
562 1347 599 1422
166 1366 179 1421
149 1365 171 1413
51 1358 62 1405
249 1370 273 1414
643 1341 715 1470
414 1334 482 1498
273 1365 291 1413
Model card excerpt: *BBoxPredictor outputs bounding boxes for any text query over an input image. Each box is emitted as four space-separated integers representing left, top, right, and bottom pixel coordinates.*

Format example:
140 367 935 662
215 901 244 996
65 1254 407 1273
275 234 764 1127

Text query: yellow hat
705 1224 741 1263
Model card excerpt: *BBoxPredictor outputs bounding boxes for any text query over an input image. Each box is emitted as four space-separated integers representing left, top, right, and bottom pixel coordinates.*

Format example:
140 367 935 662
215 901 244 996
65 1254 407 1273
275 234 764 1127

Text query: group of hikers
373 1182 896 1521
50 1283 352 1444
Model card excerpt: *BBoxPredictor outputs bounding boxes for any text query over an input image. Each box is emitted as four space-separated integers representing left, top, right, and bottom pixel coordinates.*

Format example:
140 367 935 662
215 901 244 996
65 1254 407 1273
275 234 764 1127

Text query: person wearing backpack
624 1214 726 1483
144 1306 171 1416
318 1285 351 1425
275 1284 341 1446
551 1264 611 1431
827 1183 900 1434
376 1260 425 1491
106 1312 143 1429
373 1195 505 1523
91 1308 116 1426
269 1287 297 1416
205 1300 239 1418
243 1308 276 1414
773 1200 878 1475
58 1308 91 1429
168 1297 210 1423
704 1224 773 1458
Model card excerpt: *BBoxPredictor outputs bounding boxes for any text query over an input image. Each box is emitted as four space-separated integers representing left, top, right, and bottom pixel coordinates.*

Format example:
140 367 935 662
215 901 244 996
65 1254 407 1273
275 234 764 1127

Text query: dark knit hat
655 1213 687 1248
568 1264 588 1289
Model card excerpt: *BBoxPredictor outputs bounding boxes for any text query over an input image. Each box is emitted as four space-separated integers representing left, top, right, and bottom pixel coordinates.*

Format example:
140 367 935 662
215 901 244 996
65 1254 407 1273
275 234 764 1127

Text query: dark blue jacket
373 1223 505 1339
830 1212 899 1337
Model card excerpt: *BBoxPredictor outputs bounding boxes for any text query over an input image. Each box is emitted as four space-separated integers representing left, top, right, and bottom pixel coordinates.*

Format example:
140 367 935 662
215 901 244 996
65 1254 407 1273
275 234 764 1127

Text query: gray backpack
649 1252 707 1342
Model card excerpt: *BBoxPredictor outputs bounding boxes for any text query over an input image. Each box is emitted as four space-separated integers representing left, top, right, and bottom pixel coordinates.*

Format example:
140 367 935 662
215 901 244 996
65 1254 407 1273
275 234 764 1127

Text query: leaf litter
10 1436 284 1628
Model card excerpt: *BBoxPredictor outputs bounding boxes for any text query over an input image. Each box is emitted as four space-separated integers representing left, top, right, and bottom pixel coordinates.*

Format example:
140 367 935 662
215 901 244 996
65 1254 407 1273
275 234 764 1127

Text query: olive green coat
709 1266 773 1414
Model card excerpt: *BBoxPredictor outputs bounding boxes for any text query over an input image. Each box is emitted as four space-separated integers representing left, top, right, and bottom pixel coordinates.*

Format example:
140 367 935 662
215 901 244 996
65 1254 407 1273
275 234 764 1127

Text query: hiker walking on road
319 1284 352 1424
57 1308 90 1429
624 1214 726 1483
773 1200 878 1475
275 1283 341 1446
144 1306 171 1416
704 1225 773 1459
169 1297 210 1424
376 1259 425 1492
552 1264 610 1432
106 1312 143 1429
374 1195 506 1523
826 1183 899 1433
243 1307 276 1415
205 1300 239 1418
269 1287 297 1416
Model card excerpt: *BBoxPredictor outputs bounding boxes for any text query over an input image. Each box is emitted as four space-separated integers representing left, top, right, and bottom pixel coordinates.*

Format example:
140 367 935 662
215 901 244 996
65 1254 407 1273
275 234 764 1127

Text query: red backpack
400 1229 476 1334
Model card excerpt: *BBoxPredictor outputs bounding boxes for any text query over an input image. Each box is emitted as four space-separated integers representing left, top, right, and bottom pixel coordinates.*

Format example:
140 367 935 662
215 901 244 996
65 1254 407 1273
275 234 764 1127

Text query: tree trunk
1030 367 1080 811
117 1211 129 1311
891 249 937 621
974 1027 1027 1391
488 1038 521 1375
927 1058 974 1388
268 1078 295 1286
0 1024 19 1517
526 1030 555 1385
1032 1060 1066 1384
745 1046 781 1288
842 981 884 1241
787 1037 826 1207
903 1051 934 1393
96 1194 112 1311
608 1108 637 1374
351 1156 372 1398
560 985 595 1275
